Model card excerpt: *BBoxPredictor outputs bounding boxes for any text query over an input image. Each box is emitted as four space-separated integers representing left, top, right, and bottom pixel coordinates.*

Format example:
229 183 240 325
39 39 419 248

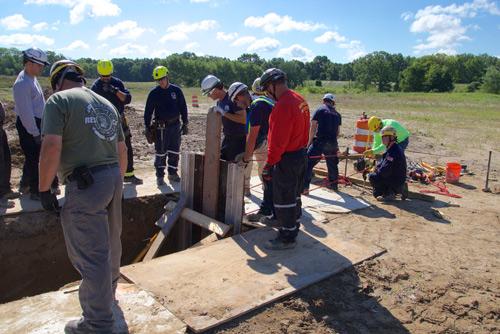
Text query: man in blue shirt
144 66 188 186
303 94 342 191
368 125 408 201
91 60 142 184
201 75 246 161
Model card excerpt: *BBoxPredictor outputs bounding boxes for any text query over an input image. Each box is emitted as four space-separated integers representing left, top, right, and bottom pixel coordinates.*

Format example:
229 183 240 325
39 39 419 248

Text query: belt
67 163 118 182
224 133 246 140
157 117 180 127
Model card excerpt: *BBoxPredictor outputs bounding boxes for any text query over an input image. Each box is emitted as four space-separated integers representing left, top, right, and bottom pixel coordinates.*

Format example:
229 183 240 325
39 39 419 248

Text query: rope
417 178 462 198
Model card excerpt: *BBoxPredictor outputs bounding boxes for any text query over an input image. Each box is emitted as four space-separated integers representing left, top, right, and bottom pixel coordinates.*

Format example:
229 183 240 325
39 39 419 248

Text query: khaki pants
245 140 268 191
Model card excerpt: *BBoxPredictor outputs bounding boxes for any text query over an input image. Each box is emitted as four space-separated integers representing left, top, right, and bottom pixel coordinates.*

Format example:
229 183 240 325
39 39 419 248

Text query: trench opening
0 194 185 304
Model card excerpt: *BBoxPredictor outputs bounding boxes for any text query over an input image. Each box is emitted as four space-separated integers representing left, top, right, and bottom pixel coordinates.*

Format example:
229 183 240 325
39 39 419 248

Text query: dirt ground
2 89 500 334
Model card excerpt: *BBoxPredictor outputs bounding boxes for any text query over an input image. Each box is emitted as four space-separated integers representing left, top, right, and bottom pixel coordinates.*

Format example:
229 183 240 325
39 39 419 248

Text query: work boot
2 190 20 200
259 215 281 227
401 183 409 201
244 189 251 197
18 185 30 195
246 211 266 222
124 175 144 185
0 198 15 208
167 174 180 182
264 236 297 250
30 192 41 201
64 318 111 334
377 191 396 202
326 183 338 191
156 177 165 186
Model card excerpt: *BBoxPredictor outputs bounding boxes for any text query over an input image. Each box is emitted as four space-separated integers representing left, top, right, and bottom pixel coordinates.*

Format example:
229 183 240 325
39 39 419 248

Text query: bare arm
116 90 127 103
307 120 318 147
244 125 260 162
117 141 128 178
224 109 246 124
39 134 62 192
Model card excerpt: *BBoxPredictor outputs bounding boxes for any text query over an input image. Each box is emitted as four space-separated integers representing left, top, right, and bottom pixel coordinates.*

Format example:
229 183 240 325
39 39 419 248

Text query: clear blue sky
1 0 499 63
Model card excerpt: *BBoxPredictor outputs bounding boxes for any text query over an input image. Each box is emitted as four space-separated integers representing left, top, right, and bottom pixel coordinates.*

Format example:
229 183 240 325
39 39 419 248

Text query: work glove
363 149 375 159
181 123 188 135
233 152 245 163
102 83 119 94
213 106 226 116
143 126 154 144
262 162 273 181
34 135 42 145
40 190 61 215
237 158 249 168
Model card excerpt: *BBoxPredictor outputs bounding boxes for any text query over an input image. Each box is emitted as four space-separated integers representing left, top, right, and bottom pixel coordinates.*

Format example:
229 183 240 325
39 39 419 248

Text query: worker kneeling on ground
368 125 408 201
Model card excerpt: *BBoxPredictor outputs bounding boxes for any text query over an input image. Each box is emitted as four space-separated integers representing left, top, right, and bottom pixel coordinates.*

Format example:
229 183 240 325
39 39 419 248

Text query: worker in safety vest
368 125 408 201
364 116 409 158
227 81 275 222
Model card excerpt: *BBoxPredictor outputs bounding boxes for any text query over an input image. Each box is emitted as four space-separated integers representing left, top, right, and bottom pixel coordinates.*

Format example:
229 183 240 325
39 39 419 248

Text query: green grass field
2 75 499 151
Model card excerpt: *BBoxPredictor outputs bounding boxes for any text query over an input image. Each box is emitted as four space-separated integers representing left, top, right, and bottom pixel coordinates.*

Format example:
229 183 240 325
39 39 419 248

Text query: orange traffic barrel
352 116 373 153
192 95 199 107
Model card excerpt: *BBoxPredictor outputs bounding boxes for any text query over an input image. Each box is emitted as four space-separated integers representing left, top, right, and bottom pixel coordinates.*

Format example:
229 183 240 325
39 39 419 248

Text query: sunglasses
101 75 111 78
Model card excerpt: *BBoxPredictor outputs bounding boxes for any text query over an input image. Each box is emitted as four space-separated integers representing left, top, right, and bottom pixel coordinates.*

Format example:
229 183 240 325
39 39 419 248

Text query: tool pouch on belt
120 113 131 137
145 122 158 144
72 166 94 190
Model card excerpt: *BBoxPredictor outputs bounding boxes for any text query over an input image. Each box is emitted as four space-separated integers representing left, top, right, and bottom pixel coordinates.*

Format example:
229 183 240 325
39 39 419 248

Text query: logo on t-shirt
171 92 177 100
85 103 119 141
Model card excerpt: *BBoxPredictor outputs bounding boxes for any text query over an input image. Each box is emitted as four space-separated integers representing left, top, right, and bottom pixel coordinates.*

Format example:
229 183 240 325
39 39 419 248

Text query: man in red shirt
260 68 310 250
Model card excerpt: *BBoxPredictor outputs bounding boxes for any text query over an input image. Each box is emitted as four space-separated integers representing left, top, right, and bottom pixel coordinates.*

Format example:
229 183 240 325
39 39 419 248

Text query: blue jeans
61 165 123 332
304 138 338 189
154 123 181 177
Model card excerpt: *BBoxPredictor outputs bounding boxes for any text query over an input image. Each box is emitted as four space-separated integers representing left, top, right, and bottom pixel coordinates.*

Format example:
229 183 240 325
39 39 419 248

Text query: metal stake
483 151 492 192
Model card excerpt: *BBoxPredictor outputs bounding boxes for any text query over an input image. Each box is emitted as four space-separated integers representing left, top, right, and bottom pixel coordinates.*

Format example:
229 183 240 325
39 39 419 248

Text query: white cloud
339 40 367 61
190 0 209 2
0 33 54 46
185 42 199 50
247 37 281 53
59 40 89 51
97 43 109 49
401 12 414 21
151 49 172 58
69 0 121 25
24 0 75 5
407 0 500 55
33 22 49 31
109 43 148 55
1 14 30 30
160 20 217 43
245 13 327 34
277 44 314 62
314 31 346 43
98 20 150 41
230 36 256 47
217 32 238 41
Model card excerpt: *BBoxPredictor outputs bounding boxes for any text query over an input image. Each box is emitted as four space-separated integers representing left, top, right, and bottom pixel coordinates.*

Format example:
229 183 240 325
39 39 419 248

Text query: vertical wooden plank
177 152 195 251
202 107 222 219
225 163 245 234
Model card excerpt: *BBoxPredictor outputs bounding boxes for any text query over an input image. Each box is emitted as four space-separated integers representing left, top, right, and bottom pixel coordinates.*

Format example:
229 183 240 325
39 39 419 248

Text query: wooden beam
143 197 187 261
225 163 245 234
202 108 222 219
181 207 231 237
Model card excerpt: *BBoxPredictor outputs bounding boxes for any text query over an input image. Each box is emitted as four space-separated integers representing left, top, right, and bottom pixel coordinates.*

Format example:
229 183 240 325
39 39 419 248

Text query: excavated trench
0 194 180 304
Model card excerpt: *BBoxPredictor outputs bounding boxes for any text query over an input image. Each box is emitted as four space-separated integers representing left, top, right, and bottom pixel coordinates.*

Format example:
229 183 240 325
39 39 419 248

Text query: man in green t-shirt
39 60 127 334
364 116 410 158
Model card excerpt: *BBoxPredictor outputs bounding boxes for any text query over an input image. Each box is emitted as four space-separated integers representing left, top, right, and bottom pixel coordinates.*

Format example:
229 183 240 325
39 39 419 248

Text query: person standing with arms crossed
259 68 310 250
144 66 188 186
91 59 142 184
13 47 59 200
200 75 246 162
39 60 127 334
303 93 342 192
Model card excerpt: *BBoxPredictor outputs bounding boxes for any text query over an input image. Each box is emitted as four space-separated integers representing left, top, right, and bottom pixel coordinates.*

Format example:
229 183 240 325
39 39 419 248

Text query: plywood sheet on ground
0 283 186 334
0 175 180 216
121 218 385 333
244 176 371 220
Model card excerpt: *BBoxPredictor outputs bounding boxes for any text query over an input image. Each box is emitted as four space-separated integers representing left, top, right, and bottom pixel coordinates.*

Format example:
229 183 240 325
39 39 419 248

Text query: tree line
1 47 499 94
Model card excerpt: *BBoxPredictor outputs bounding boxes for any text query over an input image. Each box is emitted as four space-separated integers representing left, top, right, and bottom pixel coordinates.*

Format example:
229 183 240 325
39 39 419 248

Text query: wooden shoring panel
202 108 222 219
225 163 245 234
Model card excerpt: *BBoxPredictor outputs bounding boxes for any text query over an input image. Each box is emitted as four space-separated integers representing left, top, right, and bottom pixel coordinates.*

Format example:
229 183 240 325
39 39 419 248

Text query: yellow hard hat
97 60 113 76
252 77 265 95
49 59 84 92
153 66 168 80
368 116 382 131
380 125 397 137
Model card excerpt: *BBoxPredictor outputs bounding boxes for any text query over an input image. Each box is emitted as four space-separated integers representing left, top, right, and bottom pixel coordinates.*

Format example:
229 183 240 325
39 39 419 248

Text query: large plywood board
121 218 385 333
0 283 186 334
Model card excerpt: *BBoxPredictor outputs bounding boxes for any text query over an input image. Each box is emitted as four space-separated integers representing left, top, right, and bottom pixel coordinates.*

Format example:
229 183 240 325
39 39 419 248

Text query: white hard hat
228 82 248 103
323 93 335 103
23 47 50 66
201 74 221 95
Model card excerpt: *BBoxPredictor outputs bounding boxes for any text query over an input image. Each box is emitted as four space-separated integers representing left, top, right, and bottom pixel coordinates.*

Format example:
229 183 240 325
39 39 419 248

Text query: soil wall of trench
0 194 179 304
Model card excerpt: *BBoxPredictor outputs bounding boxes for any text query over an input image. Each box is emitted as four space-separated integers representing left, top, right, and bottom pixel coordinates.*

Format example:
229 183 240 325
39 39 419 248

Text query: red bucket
446 163 461 183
